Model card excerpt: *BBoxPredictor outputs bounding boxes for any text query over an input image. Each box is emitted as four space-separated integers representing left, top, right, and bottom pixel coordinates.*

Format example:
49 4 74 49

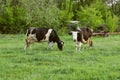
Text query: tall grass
0 34 120 80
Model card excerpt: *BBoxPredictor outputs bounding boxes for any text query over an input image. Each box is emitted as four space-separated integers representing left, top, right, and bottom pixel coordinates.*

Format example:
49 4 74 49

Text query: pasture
0 34 120 80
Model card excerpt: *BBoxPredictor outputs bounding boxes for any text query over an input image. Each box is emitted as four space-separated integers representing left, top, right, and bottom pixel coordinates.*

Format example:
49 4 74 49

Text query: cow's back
80 28 92 41
35 28 50 41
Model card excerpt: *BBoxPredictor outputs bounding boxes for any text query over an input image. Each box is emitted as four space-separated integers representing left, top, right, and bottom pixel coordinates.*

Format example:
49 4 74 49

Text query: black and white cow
24 27 64 51
69 27 93 51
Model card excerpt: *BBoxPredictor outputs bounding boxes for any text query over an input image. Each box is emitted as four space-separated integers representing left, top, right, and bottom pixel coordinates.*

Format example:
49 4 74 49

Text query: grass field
0 34 120 80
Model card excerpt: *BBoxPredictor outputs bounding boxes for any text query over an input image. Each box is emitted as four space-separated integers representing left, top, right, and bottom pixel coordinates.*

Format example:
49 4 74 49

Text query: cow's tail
81 34 87 44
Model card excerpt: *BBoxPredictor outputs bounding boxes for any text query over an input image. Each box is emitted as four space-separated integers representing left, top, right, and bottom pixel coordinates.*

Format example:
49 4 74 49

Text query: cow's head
26 34 37 44
25 27 37 50
69 31 81 42
57 41 64 51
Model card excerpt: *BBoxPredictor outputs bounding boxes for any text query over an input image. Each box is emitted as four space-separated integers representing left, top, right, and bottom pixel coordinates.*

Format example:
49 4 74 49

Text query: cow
69 27 93 51
24 27 64 51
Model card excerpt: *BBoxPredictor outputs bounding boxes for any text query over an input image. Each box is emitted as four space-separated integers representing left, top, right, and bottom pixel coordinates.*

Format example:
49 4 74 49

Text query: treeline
0 0 120 34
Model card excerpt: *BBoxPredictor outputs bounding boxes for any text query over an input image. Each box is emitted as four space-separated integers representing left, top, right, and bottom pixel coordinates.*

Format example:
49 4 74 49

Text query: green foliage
0 0 119 33
58 0 74 26
77 1 104 28
22 0 61 30
110 0 120 16
77 6 104 29
77 1 119 31
61 0 73 20
0 0 27 33
4 7 14 24
105 11 119 32
0 6 14 33
22 0 73 31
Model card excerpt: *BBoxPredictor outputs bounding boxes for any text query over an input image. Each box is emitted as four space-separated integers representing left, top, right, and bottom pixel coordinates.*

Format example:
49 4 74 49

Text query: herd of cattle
24 26 93 51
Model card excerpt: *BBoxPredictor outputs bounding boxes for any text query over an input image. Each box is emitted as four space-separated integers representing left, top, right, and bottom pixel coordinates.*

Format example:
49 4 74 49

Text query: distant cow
69 27 93 51
24 27 64 51
93 25 109 37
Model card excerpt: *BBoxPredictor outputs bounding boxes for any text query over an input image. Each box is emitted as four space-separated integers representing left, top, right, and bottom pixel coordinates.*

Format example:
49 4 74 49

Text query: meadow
0 34 120 80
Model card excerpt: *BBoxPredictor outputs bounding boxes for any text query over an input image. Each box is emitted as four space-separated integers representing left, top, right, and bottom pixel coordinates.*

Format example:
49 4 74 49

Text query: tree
0 0 119 33
77 0 119 31
77 1 104 28
21 0 62 30
0 0 26 33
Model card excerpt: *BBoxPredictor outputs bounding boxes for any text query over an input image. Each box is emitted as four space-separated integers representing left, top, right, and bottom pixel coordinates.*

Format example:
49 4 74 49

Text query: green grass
0 34 120 80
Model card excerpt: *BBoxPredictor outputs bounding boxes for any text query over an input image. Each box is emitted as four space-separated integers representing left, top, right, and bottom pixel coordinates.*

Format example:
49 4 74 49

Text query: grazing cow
69 27 93 51
24 27 64 51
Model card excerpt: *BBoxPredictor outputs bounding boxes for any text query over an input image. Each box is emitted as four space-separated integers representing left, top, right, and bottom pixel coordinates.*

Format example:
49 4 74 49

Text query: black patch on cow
35 28 50 41
77 31 82 42
57 41 64 51
49 29 59 42
31 28 36 34
49 29 64 50
80 27 92 41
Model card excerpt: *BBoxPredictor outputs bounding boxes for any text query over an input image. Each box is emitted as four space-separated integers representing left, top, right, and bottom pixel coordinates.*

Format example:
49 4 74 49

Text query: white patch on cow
41 29 53 41
30 28 34 34
71 31 78 42
71 30 87 44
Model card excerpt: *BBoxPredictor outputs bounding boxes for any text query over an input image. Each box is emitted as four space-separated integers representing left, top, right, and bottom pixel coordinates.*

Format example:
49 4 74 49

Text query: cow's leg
24 39 30 50
82 38 92 49
75 42 82 51
24 44 30 50
47 42 54 49
78 42 82 51
83 40 89 49
88 38 93 47
24 44 27 50
24 39 35 50
75 43 78 51
79 42 82 50
76 45 79 51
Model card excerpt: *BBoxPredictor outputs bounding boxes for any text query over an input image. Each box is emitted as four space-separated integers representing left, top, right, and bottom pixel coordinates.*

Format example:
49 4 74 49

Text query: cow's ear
86 27 90 31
